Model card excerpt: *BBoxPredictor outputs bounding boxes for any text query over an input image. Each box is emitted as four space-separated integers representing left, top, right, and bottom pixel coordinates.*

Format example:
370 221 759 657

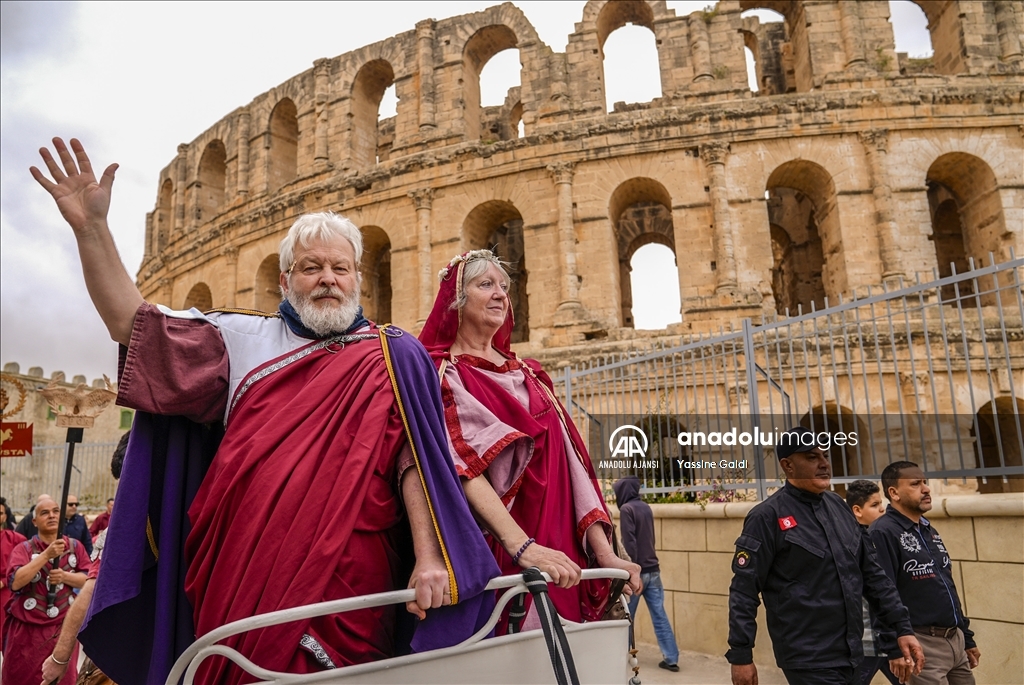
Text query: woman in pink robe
0 506 27 654
420 250 640 633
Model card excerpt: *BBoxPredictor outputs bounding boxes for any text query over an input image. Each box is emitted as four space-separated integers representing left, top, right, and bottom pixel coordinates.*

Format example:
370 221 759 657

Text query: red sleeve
117 302 230 423
87 555 101 580
6 539 30 588
71 539 92 576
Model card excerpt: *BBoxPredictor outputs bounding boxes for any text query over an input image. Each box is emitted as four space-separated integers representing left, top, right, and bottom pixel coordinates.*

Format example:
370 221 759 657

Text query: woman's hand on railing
594 553 642 595
517 543 582 589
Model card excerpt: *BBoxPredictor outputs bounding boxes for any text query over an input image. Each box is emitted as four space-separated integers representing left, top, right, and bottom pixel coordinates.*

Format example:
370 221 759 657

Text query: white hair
451 251 512 311
279 212 363 273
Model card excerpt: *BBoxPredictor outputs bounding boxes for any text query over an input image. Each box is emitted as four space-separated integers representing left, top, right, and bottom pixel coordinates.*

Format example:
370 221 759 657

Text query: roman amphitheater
127 0 1023 484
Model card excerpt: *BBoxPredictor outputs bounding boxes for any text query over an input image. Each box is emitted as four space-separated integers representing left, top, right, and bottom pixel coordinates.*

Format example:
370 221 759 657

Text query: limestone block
961 561 1024 624
659 551 689 592
974 517 1024 563
660 517 706 552
688 551 734 596
968 619 1024 685
934 517 978 561
707 518 744 552
672 592 729 656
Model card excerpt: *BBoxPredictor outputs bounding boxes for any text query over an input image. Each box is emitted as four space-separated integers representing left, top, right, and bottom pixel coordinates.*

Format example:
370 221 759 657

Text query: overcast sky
0 1 932 383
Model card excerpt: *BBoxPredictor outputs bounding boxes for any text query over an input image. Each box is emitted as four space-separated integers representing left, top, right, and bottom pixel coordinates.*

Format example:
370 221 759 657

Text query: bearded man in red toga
30 138 498 684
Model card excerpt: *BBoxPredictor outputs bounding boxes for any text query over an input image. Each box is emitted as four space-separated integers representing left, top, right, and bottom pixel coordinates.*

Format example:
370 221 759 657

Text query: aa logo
608 425 648 459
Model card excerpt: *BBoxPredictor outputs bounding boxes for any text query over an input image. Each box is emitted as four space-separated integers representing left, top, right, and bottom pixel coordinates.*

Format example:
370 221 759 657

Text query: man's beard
288 285 360 337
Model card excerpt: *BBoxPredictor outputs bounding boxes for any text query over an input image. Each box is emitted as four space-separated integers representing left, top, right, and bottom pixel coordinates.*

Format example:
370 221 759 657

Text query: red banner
0 422 33 456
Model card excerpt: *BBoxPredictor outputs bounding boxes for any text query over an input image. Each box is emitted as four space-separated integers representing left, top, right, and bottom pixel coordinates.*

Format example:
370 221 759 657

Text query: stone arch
155 179 173 253
462 200 529 344
267 98 298 193
351 59 396 170
254 254 281 313
183 282 213 311
359 226 392 324
799 403 873 485
608 177 676 329
765 160 841 311
926 152 1008 273
463 25 520 141
973 397 1024 494
739 28 760 92
196 140 227 225
901 0 964 75
738 1 813 91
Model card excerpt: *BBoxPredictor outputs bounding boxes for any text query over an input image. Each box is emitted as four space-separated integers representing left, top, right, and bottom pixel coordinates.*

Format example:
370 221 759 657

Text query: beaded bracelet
512 537 536 565
50 653 70 666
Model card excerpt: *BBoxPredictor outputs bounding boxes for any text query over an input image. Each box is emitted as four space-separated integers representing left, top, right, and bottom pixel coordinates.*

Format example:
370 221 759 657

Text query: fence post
562 364 573 418
743 318 768 501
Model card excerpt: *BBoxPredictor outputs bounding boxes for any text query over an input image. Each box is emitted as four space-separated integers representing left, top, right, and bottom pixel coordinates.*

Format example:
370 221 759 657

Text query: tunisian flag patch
778 516 798 530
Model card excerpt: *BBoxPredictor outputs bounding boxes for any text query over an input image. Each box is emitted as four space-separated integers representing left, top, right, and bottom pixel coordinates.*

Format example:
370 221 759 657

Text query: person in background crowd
726 427 924 685
89 498 114 541
3 496 91 685
845 480 900 685
614 476 680 673
62 494 93 557
14 494 52 539
1 497 14 530
0 505 28 654
871 462 980 685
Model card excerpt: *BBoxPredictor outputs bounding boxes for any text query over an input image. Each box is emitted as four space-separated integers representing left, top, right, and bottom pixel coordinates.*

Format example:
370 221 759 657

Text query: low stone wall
612 493 1024 685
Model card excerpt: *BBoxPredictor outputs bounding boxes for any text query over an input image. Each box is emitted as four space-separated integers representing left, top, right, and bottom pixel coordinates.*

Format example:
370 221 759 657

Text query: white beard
288 285 360 337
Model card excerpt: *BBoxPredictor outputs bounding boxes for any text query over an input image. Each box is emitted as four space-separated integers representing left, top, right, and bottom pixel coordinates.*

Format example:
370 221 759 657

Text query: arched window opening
255 254 281 313
973 398 1024 494
377 84 397 164
799 404 873 490
510 101 524 140
744 44 759 92
598 1 659 112
351 59 395 170
739 3 806 91
739 9 786 94
156 179 173 253
888 0 935 75
463 27 520 141
183 282 213 312
609 178 677 329
926 152 1009 303
765 161 841 314
462 200 529 344
268 99 298 194
359 226 392 324
630 243 682 330
196 140 227 225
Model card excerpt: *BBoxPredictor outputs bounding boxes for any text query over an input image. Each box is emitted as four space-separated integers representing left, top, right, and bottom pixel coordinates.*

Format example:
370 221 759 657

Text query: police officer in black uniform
726 427 925 685
870 461 980 684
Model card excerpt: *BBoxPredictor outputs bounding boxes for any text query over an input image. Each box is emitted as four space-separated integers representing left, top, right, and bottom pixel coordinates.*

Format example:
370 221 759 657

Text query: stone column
859 129 904 280
144 212 154 261
995 1 1023 63
700 142 737 291
416 20 437 131
158 277 174 308
314 58 331 167
410 189 434 327
237 108 250 197
838 2 865 68
688 15 713 82
174 144 188 235
222 246 239 308
547 162 582 318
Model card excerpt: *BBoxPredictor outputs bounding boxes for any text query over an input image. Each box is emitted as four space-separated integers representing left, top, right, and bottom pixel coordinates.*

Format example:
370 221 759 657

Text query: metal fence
556 258 1024 500
1 442 119 516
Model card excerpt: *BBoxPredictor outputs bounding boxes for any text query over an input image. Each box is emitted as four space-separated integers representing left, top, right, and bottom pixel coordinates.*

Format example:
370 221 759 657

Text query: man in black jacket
62 494 94 557
613 476 680 672
870 461 980 685
726 427 924 685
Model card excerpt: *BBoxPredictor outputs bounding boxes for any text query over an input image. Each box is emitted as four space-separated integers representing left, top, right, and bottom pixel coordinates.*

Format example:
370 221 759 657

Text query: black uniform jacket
726 482 912 669
869 508 976 649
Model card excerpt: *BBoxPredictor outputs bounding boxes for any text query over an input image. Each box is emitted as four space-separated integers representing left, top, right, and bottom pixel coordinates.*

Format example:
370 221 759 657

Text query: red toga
0 528 27 654
2 535 91 685
117 304 417 682
419 256 612 632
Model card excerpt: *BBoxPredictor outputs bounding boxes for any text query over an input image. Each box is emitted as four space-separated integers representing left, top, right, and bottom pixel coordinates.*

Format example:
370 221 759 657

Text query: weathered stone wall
614 493 1024 684
134 1 1023 353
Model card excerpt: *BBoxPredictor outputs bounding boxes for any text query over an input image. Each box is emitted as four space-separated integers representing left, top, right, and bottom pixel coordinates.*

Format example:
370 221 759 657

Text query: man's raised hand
30 138 118 235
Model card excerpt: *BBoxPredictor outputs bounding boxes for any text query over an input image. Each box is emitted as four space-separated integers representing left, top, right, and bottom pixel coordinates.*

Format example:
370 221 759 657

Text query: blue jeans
627 571 680 665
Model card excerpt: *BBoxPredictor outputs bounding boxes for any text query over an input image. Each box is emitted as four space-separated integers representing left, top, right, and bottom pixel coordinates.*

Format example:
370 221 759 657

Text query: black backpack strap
521 567 580 685
507 592 527 634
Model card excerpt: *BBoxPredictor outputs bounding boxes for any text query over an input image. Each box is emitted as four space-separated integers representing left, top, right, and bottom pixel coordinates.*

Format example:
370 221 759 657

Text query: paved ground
633 642 788 685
